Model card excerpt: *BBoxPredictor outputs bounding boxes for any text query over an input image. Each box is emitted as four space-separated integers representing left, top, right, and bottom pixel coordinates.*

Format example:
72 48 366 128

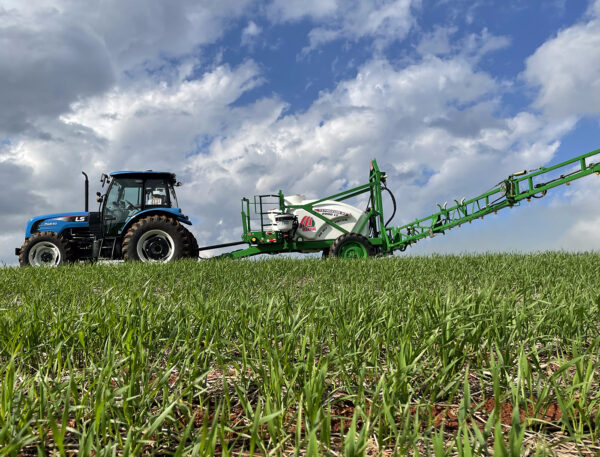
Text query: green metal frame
222 148 600 259
385 148 600 251
224 160 387 258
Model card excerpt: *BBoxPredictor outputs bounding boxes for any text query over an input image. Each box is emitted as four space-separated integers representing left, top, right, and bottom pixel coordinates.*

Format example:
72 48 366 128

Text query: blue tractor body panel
25 208 191 238
26 212 90 238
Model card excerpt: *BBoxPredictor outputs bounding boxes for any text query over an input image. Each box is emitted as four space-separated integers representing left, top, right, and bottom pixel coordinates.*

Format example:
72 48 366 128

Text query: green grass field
1 253 599 456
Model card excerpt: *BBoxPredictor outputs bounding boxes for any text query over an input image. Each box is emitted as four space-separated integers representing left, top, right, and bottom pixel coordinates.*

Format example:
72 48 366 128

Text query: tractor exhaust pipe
82 171 89 212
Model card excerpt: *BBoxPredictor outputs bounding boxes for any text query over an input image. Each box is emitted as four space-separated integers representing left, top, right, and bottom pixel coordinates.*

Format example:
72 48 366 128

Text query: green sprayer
210 148 600 259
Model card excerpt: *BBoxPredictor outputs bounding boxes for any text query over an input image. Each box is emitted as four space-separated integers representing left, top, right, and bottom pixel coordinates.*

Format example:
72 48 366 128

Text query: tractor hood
25 212 89 237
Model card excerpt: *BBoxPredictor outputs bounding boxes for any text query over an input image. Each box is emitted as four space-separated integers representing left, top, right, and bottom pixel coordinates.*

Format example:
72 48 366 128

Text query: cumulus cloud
0 6 114 134
0 0 256 135
182 56 573 250
524 2 600 118
416 26 457 56
268 0 417 51
268 0 338 22
241 21 262 46
417 27 510 61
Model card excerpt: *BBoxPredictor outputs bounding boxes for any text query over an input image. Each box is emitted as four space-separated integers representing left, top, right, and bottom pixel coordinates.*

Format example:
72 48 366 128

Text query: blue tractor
16 171 198 266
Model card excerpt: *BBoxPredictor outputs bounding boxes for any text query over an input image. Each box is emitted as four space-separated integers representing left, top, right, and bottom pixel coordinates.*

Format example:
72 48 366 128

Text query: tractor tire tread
19 231 72 267
180 226 199 258
122 215 190 262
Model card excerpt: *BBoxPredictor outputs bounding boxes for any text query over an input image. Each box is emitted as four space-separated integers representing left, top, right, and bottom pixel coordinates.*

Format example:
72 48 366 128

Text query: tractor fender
120 208 191 235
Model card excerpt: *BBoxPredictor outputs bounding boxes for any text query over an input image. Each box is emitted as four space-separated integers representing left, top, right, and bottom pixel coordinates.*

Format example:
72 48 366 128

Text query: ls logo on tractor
300 216 316 232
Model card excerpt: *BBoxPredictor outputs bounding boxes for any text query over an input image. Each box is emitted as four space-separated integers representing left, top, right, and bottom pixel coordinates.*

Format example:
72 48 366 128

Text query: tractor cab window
103 178 143 235
144 179 170 207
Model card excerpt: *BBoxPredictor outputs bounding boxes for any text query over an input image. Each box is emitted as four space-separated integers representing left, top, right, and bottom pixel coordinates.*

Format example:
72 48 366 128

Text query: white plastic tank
268 195 369 241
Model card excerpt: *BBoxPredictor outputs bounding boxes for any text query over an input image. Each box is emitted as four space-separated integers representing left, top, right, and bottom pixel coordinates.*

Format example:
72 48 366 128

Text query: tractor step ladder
97 237 118 259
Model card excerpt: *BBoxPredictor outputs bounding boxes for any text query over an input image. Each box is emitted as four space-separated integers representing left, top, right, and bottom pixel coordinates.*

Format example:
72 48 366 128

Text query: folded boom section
387 148 600 250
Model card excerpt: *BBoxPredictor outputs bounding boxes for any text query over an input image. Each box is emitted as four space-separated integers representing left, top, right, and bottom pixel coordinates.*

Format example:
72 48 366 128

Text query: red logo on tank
300 216 316 231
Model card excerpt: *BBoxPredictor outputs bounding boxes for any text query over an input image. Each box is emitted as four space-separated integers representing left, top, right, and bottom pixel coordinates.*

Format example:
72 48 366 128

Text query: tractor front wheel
19 232 71 267
329 233 374 258
122 215 189 262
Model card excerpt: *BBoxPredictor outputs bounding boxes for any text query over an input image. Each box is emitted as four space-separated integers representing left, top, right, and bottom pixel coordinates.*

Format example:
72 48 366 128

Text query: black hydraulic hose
382 185 397 227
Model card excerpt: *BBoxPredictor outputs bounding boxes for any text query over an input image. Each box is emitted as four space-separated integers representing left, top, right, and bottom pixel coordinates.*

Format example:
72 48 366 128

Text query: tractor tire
329 233 374 258
181 226 199 259
19 231 72 267
122 215 189 263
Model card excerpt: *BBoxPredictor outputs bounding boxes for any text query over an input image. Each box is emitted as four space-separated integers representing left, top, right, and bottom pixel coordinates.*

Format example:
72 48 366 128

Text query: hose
382 184 397 227
532 184 547 199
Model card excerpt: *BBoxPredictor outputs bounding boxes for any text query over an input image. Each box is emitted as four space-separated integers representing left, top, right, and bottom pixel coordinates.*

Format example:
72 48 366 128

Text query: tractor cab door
102 178 143 236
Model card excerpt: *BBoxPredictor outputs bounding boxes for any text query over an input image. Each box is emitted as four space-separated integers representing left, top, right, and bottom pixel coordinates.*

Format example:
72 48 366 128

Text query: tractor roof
110 171 176 179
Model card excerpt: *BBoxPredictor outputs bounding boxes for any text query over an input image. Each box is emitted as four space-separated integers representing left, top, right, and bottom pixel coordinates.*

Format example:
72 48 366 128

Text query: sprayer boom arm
386 148 600 250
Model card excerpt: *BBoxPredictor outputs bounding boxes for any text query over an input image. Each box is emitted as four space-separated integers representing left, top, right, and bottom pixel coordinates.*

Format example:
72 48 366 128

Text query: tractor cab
101 171 181 236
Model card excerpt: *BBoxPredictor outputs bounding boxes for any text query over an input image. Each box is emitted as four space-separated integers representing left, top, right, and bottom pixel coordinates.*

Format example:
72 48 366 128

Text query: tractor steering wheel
110 200 136 211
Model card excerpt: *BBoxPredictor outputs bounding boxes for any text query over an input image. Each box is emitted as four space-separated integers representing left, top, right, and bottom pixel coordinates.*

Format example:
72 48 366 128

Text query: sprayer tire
122 215 189 262
329 233 374 259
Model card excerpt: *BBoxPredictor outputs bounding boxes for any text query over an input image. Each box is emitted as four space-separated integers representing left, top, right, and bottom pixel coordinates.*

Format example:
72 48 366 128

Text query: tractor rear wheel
181 226 199 259
19 232 72 267
122 215 189 262
329 233 374 258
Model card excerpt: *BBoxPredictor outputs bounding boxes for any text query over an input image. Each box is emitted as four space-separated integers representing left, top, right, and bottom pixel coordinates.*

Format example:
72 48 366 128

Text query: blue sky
1 0 600 262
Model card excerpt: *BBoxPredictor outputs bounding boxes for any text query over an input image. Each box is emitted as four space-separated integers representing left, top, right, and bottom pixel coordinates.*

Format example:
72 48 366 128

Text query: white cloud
182 56 573 250
268 0 417 51
268 0 338 22
241 21 262 46
2 0 254 70
563 215 600 250
591 0 600 17
524 4 600 118
417 27 510 61
416 26 457 56
0 0 256 135
0 5 114 133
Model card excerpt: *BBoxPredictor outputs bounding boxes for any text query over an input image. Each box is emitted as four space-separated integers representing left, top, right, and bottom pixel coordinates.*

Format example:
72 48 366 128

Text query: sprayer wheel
329 233 374 259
